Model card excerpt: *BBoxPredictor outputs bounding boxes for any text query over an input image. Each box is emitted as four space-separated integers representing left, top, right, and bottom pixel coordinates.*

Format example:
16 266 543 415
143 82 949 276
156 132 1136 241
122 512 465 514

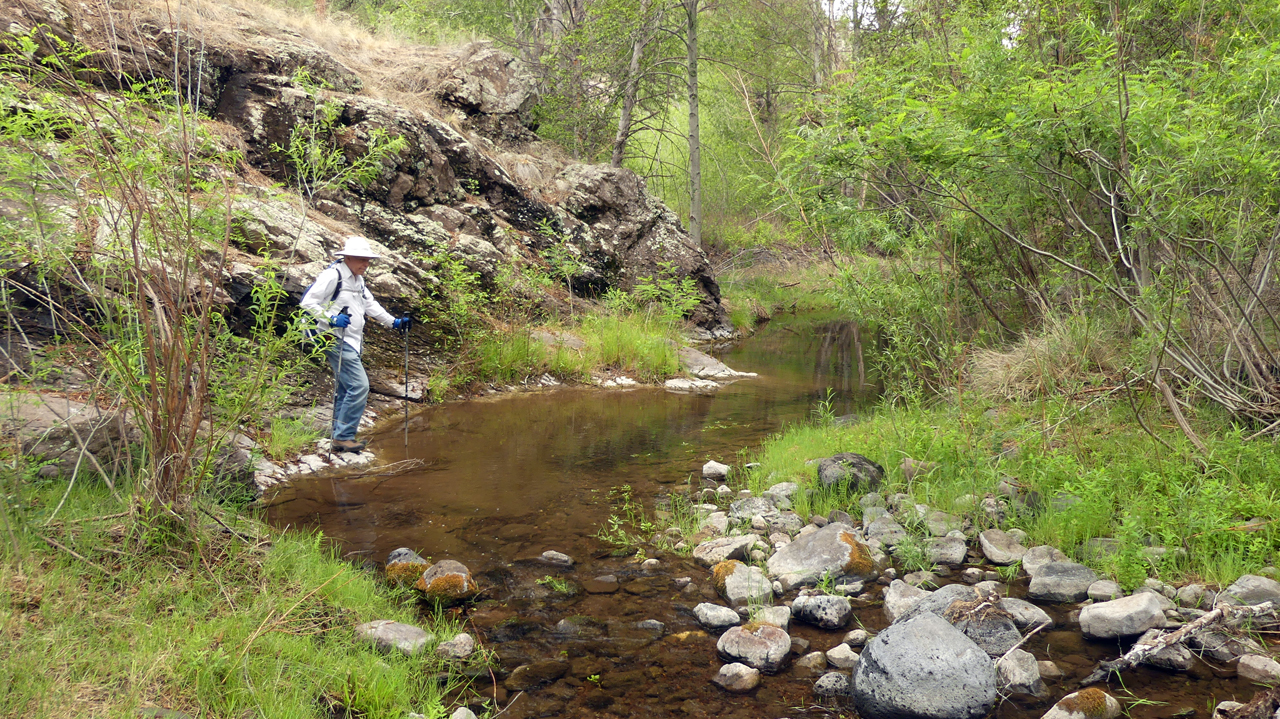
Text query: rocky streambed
270 319 1278 719
358 455 1279 719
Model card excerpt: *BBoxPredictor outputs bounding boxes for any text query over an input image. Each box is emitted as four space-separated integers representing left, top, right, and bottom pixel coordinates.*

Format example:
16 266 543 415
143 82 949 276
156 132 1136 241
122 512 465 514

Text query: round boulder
1042 688 1121 719
717 624 792 674
854 612 996 719
817 452 884 493
415 559 479 604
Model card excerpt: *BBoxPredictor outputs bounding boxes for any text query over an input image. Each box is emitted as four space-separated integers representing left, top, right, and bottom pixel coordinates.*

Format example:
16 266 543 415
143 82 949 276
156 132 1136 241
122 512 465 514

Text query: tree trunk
611 0 656 167
684 0 703 248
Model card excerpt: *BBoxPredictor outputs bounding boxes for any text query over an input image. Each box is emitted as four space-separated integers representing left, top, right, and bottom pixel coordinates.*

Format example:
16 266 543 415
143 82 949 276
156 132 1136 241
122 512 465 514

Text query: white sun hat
335 236 381 259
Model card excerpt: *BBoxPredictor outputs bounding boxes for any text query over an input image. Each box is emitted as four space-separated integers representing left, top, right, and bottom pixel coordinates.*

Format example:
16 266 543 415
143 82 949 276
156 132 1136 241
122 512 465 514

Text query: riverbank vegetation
0 479 464 717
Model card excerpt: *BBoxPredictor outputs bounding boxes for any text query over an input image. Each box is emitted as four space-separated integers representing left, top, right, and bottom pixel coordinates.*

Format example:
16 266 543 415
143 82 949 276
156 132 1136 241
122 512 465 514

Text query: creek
265 315 1265 719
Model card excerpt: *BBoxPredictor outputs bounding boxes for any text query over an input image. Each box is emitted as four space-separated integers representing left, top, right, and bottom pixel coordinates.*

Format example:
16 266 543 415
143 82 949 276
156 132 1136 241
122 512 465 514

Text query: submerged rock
814 671 854 697
711 662 761 693
853 612 996 719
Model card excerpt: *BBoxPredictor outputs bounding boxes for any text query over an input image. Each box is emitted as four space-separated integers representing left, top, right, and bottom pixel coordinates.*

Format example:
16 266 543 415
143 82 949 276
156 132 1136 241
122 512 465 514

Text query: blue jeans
324 341 368 441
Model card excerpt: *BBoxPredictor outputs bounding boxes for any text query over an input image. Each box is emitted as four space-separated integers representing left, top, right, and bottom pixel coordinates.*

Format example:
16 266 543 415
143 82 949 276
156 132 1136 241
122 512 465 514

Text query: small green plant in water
536 575 573 594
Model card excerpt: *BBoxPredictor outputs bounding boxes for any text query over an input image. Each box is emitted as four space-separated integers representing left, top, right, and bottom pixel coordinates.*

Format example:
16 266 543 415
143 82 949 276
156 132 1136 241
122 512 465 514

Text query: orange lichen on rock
385 562 429 586
1058 688 1111 717
416 573 478 599
712 560 743 593
839 531 875 576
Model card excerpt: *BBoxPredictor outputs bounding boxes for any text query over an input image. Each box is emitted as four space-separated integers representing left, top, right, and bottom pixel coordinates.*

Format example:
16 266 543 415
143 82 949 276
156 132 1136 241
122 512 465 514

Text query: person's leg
332 343 369 442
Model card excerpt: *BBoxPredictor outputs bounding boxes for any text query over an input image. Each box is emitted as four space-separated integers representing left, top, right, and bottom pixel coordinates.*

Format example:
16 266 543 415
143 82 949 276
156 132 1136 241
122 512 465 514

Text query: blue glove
330 312 351 328
393 316 414 332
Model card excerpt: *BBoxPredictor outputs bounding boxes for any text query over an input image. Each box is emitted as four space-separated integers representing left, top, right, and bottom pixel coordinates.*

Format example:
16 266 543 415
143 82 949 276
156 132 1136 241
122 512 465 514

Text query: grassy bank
0 480 469 718
739 395 1279 588
715 257 841 331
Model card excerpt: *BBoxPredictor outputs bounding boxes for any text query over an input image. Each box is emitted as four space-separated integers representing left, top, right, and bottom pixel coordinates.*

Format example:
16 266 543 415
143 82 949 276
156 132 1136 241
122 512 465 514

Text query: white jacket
300 261 395 353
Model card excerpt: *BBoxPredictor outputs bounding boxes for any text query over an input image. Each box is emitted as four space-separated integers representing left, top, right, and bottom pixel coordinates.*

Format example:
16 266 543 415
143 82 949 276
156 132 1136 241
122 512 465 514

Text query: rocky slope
2 0 729 334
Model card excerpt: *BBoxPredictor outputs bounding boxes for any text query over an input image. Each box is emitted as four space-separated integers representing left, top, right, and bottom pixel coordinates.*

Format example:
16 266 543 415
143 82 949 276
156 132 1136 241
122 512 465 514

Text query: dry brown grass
969 313 1121 400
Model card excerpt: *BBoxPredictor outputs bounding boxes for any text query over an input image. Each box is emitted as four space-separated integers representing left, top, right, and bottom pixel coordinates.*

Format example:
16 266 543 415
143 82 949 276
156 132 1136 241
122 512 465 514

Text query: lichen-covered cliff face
2 0 729 333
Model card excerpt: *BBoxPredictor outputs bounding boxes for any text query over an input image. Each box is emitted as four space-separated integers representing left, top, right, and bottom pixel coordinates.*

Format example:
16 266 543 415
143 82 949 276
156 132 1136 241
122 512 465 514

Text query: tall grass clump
970 312 1121 400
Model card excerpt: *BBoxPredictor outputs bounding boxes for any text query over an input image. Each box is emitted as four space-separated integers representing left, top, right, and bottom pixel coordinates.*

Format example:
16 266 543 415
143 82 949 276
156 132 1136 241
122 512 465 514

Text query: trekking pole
330 305 350 458
402 320 410 452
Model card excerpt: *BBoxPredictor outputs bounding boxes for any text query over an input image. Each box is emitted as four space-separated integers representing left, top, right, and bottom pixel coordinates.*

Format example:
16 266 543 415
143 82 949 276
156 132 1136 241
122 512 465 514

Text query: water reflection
265 316 880 564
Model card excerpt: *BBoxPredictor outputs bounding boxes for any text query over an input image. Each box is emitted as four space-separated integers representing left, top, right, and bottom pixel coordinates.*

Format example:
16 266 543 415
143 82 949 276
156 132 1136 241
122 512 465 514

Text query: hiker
301 236 413 452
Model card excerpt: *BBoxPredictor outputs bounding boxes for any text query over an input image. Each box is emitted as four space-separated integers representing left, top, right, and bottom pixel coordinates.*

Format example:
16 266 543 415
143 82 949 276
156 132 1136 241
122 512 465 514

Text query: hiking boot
332 439 367 453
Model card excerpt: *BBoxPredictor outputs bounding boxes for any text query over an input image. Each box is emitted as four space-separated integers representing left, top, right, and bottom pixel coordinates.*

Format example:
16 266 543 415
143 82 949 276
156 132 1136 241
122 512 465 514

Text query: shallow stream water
265 316 1266 719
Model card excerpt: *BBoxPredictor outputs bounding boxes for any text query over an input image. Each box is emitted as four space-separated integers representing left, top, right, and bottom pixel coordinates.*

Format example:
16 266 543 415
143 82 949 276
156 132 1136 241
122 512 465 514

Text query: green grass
261 417 324 461
740 395 1280 588
0 480 469 719
465 310 683 388
717 262 840 329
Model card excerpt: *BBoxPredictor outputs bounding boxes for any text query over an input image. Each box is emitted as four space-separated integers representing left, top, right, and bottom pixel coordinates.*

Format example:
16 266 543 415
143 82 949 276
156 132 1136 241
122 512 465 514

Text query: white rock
826 642 860 669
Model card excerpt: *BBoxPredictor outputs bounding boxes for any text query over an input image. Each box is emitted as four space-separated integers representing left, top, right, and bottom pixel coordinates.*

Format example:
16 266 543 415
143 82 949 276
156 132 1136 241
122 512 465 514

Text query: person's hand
393 316 414 332
331 312 352 328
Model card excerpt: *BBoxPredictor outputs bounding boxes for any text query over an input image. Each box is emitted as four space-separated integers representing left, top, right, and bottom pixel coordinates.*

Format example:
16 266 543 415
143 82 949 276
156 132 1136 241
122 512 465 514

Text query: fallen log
1080 600 1275 686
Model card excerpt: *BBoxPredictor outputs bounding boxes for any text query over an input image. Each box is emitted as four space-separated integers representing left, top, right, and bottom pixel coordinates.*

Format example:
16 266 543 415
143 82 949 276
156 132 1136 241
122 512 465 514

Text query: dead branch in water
1080 601 1276 686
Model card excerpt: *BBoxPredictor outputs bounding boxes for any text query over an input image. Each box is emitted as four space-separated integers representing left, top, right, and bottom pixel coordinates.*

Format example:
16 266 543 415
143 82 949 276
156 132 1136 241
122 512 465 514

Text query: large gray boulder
1220 574 1280 606
817 453 884 493
717 624 792 674
1079 593 1166 639
791 593 854 630
853 612 997 719
895 583 978 624
865 515 909 546
1027 562 1098 603
766 522 877 581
